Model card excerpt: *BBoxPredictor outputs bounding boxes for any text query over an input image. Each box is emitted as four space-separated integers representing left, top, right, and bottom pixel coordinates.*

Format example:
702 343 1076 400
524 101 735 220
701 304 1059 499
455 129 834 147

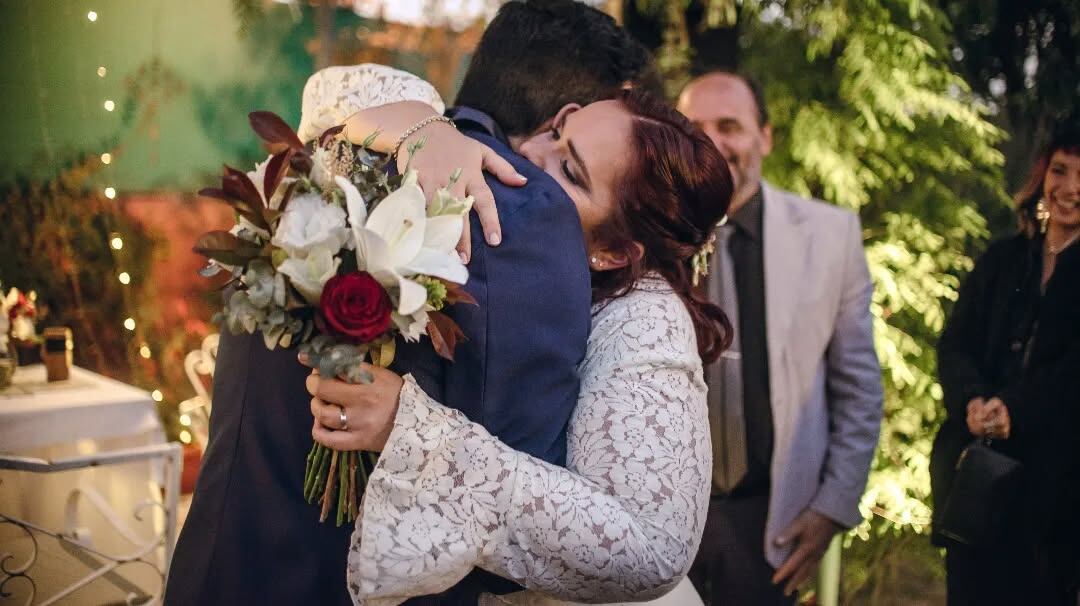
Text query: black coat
931 233 1080 561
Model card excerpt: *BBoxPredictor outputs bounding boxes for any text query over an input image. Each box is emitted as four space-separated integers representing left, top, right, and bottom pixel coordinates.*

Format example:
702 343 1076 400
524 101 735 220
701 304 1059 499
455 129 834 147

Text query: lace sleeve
297 64 446 143
347 285 712 605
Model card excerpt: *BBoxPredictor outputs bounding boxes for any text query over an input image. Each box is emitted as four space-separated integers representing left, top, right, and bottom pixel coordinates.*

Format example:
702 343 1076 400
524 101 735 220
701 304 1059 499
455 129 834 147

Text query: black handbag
937 439 1023 546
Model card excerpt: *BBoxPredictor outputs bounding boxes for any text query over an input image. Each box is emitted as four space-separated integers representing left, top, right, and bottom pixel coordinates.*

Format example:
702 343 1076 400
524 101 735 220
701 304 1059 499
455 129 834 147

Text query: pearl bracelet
393 115 456 159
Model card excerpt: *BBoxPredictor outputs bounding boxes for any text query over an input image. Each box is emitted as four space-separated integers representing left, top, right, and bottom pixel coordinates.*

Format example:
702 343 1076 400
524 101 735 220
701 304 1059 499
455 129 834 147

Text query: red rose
319 272 393 342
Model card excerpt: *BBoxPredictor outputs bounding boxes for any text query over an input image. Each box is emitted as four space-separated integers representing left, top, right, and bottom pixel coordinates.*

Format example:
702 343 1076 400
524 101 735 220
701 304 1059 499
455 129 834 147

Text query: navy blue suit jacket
166 109 591 605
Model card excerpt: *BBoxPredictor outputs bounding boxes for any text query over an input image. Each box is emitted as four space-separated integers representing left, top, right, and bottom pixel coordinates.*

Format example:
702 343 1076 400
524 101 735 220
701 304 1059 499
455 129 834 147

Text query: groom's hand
302 360 404 452
771 509 841 596
399 122 526 263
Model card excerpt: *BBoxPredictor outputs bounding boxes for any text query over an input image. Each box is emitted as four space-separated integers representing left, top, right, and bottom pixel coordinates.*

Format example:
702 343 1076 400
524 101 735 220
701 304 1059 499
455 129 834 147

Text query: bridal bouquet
195 112 474 525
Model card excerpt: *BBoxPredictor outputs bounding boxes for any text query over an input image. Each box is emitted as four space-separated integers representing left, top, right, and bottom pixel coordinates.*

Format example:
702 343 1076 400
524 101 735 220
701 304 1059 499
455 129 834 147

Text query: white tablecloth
0 364 162 452
0 365 169 603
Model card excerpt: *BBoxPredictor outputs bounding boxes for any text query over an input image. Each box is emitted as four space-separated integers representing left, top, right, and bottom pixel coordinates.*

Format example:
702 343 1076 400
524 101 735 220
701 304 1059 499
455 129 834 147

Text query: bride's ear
552 104 582 130
588 242 644 272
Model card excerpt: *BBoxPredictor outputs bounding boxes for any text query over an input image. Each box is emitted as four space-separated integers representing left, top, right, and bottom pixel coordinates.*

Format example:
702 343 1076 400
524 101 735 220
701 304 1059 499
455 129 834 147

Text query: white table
0 365 180 605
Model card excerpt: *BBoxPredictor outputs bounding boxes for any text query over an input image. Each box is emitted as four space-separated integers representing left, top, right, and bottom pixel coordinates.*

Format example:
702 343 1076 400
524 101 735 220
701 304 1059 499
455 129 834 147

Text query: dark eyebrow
567 138 593 192
715 117 741 130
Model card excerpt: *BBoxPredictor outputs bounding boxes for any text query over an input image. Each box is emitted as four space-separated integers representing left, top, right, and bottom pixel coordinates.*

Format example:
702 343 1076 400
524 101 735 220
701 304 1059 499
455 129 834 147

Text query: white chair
178 334 219 447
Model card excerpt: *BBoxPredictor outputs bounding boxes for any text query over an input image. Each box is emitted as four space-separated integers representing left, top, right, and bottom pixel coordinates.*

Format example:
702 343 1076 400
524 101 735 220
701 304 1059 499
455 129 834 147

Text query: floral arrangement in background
1 286 39 355
195 112 474 525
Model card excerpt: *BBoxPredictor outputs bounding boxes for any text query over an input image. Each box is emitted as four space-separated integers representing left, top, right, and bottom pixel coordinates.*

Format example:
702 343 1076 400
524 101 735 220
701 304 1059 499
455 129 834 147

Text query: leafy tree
944 0 1080 205
624 0 1009 601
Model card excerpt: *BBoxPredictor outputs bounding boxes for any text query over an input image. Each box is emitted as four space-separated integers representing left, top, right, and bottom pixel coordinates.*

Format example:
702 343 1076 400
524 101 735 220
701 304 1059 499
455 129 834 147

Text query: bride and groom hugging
167 1 883 605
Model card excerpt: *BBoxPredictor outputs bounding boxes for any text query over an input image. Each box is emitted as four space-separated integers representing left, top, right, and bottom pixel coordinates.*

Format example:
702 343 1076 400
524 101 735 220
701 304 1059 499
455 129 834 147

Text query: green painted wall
0 0 334 191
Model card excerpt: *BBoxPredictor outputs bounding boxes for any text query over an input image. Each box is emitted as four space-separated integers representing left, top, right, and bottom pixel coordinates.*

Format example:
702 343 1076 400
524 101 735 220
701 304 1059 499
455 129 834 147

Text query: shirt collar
445 106 508 146
729 184 764 240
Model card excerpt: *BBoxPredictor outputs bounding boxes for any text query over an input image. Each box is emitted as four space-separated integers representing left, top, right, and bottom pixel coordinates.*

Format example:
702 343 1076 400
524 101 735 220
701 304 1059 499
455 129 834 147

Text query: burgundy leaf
249 111 304 151
290 152 314 174
318 124 346 147
193 230 264 266
222 166 263 209
440 280 477 306
278 180 300 214
200 186 260 219
198 187 230 201
263 149 293 210
195 230 245 253
427 311 467 362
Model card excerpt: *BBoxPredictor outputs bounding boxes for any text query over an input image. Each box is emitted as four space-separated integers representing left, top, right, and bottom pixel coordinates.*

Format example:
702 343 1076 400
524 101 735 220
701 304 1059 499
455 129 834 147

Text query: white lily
351 171 469 316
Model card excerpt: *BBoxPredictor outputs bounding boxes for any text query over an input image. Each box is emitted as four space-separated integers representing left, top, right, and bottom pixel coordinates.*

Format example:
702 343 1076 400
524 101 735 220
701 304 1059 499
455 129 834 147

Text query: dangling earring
1036 198 1050 233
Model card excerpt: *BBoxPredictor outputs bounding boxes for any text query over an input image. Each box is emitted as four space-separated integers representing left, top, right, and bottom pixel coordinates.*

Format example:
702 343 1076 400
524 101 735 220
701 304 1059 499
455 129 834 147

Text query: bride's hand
303 362 404 452
342 102 527 263
396 121 526 262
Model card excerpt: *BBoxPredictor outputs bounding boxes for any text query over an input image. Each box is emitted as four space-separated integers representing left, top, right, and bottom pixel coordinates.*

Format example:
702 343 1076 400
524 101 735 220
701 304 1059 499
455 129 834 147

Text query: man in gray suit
678 71 883 604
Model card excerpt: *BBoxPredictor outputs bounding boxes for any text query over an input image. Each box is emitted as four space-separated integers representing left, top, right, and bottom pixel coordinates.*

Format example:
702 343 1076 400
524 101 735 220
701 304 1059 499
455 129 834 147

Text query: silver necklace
1047 229 1080 255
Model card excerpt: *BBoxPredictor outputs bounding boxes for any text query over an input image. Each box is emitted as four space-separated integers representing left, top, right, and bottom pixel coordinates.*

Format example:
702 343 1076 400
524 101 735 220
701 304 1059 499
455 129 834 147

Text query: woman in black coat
932 127 1080 605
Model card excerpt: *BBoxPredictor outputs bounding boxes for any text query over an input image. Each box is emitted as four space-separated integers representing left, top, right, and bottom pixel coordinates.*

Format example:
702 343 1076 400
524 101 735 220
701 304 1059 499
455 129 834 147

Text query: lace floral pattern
297 64 446 143
347 278 712 606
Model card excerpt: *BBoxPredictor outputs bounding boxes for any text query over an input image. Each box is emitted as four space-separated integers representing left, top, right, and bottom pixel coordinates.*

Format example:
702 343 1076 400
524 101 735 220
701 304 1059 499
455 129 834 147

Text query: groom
165 2 658 605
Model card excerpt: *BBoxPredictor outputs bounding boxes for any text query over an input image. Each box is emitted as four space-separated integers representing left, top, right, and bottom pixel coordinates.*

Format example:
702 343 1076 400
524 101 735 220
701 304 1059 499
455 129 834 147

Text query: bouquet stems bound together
195 112 474 525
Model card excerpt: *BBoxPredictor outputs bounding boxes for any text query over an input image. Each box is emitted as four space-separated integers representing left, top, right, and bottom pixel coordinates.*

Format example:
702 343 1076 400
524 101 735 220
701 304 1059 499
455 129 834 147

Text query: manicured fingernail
459 250 469 263
515 173 527 182
488 232 502 246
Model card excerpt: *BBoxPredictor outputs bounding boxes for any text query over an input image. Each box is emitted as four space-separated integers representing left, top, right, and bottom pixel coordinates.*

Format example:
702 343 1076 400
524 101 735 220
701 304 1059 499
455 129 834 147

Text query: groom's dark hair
454 0 661 137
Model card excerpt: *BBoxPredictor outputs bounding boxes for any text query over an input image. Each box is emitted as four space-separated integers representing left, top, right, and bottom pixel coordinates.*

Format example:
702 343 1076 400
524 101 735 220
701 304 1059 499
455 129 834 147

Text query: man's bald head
678 72 773 213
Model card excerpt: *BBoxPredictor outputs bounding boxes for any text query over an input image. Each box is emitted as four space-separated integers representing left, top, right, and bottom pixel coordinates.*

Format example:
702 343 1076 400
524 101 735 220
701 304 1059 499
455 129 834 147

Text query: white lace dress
297 64 446 143
348 277 712 606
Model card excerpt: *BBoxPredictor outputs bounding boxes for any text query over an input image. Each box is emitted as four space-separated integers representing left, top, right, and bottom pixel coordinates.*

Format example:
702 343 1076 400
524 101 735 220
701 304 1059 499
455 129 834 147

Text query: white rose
271 193 350 259
277 245 341 304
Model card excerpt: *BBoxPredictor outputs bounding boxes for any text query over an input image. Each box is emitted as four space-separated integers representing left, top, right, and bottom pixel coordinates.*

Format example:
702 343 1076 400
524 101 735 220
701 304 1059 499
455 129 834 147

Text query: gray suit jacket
759 182 883 567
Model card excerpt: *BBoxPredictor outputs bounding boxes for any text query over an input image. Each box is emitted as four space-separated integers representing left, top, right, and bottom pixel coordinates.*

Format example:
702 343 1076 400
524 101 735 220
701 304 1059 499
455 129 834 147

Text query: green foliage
0 155 177 432
734 0 1008 554
646 0 1011 600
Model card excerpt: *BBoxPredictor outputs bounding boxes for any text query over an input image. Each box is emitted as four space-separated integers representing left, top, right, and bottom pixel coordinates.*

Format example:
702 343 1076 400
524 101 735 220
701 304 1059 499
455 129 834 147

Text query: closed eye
561 160 579 186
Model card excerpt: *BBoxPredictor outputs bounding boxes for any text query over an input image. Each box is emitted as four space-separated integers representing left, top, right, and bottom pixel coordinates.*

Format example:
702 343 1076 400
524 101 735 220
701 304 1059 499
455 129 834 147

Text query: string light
179 430 193 444
180 414 192 426
77 8 175 440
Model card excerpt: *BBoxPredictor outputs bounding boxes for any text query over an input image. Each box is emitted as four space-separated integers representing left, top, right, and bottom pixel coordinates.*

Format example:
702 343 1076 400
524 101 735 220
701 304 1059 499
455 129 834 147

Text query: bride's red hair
590 89 735 365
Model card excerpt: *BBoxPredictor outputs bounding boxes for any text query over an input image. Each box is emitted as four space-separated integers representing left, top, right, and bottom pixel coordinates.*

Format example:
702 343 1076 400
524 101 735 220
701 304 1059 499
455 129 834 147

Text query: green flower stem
303 443 322 501
320 450 340 523
312 444 332 504
348 451 358 522
336 450 348 526
305 444 326 502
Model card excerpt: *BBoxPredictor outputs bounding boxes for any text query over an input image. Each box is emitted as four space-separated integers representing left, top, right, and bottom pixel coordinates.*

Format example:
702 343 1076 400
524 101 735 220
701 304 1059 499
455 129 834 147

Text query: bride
300 64 733 606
